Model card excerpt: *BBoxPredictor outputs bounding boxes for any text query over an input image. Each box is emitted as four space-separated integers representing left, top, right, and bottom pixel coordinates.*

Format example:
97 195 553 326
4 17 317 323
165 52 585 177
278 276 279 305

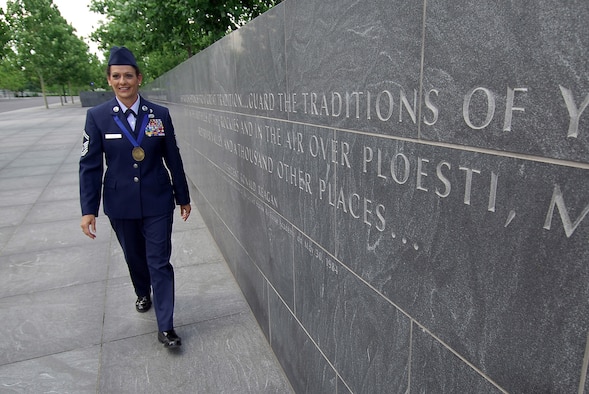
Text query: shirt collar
116 96 141 115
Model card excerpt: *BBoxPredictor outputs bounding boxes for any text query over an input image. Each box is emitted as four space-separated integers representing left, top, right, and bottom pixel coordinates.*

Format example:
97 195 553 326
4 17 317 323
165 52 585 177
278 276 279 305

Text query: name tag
105 133 122 139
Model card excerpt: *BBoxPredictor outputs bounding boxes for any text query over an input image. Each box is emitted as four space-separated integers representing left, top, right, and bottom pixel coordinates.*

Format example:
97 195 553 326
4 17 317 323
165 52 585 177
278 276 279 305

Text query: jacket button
133 163 138 169
133 177 139 183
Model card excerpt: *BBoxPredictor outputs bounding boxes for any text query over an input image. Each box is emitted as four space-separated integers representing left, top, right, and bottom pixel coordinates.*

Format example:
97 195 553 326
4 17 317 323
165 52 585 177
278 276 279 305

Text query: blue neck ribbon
113 114 149 148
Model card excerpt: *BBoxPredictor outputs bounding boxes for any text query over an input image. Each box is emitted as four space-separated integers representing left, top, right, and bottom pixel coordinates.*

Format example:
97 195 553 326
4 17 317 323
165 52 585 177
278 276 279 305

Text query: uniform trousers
109 212 175 332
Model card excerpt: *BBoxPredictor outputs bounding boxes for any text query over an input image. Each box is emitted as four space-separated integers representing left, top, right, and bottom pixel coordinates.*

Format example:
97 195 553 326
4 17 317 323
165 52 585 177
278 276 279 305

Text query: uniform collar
115 96 141 115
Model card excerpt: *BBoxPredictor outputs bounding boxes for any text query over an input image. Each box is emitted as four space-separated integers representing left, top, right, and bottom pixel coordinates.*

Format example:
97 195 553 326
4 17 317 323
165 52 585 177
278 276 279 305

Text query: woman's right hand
81 214 97 239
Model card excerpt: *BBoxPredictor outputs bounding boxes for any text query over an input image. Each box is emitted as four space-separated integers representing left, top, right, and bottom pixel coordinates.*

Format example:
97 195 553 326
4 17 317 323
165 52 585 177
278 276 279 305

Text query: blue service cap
108 46 137 67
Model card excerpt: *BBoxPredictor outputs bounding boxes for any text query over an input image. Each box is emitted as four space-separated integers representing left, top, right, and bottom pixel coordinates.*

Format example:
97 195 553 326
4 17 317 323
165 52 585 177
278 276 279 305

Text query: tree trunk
39 73 48 109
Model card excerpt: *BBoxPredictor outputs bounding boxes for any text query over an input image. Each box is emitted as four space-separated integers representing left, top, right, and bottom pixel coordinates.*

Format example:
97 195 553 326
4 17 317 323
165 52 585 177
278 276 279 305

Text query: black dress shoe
135 296 152 313
158 329 182 348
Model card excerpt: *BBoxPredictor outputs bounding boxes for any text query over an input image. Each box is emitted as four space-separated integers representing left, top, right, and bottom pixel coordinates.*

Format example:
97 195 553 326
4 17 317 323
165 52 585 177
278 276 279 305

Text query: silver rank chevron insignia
81 130 89 156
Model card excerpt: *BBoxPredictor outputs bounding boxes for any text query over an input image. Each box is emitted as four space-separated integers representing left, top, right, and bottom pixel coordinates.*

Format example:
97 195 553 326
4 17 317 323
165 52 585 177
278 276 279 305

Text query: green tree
0 8 25 95
0 9 11 60
53 30 95 103
4 0 96 106
0 56 27 94
90 0 281 81
86 52 108 91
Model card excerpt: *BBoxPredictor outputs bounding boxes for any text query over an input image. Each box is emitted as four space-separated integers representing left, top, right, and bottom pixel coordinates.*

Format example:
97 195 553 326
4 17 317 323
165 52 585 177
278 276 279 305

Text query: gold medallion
132 147 145 161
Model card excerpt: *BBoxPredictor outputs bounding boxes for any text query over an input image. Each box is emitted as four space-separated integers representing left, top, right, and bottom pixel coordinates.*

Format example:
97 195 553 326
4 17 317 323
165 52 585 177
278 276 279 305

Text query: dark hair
106 65 142 77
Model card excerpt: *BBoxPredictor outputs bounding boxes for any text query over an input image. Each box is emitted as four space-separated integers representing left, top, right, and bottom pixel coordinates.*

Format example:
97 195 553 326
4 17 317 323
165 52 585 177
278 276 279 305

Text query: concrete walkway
0 101 293 393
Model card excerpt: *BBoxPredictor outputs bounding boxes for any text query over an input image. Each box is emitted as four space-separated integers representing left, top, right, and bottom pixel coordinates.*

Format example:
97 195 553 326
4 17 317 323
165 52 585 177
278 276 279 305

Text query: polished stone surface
0 102 292 393
144 0 589 392
422 1 589 162
79 91 115 107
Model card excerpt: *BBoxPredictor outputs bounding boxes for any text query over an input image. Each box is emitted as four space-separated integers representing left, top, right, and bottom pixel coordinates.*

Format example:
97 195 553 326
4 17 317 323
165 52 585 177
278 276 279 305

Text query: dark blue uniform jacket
80 97 190 219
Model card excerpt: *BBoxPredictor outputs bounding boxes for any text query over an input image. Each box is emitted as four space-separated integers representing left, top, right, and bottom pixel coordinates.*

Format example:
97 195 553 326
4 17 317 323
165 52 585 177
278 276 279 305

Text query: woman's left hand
180 204 192 221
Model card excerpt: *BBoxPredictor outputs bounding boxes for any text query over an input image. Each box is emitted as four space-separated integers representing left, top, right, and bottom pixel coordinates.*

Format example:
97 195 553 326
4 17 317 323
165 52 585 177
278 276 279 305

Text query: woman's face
107 65 143 105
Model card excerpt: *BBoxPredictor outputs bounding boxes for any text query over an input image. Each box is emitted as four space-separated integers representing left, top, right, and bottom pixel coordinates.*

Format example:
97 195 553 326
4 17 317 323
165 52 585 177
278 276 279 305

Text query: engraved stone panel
147 0 589 391
335 131 589 392
421 1 589 161
410 325 505 393
294 236 412 393
269 290 339 393
233 5 288 120
283 0 424 137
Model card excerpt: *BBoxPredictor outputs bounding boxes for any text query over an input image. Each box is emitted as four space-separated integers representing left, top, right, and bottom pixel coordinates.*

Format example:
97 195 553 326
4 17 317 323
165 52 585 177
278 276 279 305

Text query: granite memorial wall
79 91 114 107
144 1 589 392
